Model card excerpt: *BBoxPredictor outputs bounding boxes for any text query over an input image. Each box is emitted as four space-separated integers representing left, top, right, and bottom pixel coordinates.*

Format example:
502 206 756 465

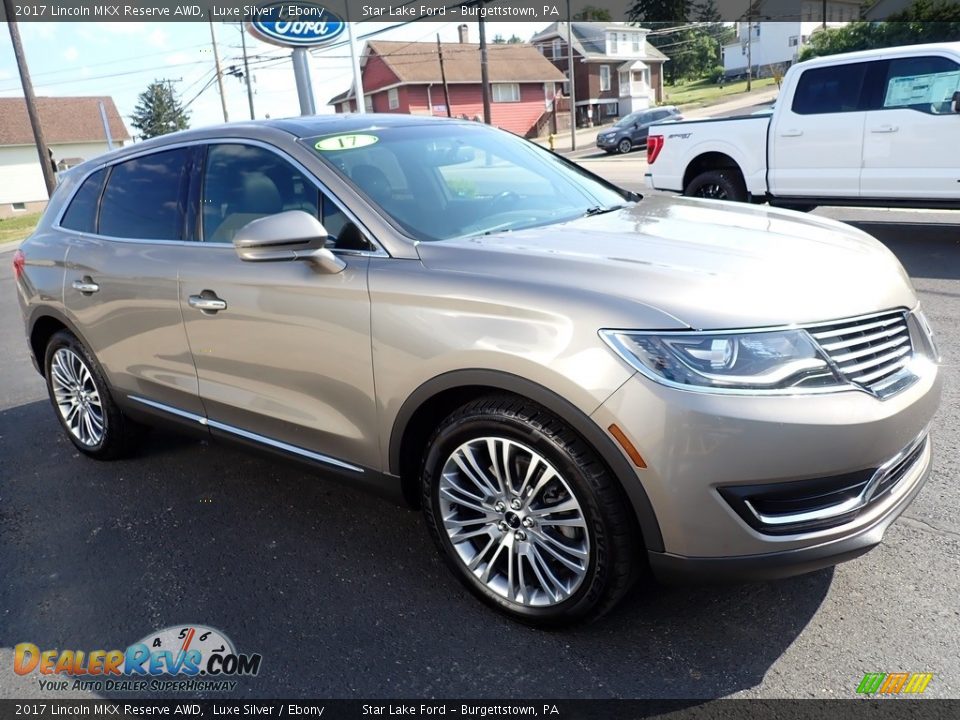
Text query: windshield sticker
314 134 379 151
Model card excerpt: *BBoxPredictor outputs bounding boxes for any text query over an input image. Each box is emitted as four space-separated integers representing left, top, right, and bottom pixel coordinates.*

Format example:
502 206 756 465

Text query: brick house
530 22 668 127
0 96 129 218
328 29 566 138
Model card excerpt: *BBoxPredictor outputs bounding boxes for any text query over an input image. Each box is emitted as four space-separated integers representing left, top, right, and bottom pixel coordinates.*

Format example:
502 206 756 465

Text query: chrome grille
808 311 913 391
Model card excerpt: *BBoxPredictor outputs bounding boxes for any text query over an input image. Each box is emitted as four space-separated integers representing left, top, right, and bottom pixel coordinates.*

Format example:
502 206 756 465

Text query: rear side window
99 148 191 240
60 168 106 233
880 56 960 114
792 63 868 115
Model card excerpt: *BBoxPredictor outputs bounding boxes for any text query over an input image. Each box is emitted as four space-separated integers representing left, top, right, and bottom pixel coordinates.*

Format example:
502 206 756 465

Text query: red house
328 29 567 138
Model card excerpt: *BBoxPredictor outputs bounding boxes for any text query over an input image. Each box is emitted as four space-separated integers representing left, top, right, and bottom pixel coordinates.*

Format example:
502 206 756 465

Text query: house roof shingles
0 96 130 147
330 41 566 104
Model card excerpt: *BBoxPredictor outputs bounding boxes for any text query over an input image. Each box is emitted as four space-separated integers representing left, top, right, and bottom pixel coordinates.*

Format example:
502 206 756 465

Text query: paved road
1 199 958 700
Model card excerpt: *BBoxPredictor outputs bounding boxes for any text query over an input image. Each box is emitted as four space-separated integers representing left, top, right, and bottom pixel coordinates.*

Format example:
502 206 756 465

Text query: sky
0 20 556 138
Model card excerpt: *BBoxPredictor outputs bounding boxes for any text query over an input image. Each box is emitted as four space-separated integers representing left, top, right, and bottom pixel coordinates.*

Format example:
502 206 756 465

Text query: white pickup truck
646 42 960 210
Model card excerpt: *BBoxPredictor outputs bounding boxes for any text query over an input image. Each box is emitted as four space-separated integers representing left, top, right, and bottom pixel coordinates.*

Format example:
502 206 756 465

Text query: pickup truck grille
808 311 913 392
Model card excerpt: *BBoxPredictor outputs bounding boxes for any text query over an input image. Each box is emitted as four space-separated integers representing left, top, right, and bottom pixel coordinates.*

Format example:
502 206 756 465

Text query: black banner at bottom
2 700 959 720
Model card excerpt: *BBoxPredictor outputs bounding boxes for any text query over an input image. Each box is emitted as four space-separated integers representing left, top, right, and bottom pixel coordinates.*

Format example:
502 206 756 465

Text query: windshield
305 123 628 241
615 112 642 127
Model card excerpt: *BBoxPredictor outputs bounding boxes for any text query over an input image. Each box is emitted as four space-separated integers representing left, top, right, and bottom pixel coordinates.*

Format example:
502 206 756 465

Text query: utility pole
437 35 453 118
822 0 828 29
746 16 753 92
3 3 56 197
477 3 492 124
566 2 577 150
240 25 255 119
343 1 365 113
208 20 229 122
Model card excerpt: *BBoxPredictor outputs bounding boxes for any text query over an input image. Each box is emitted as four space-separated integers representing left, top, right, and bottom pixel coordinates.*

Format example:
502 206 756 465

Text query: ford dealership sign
247 2 346 48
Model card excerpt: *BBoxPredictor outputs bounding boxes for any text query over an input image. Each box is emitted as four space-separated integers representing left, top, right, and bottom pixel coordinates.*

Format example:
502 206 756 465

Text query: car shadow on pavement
1 399 831 700
852 222 960 281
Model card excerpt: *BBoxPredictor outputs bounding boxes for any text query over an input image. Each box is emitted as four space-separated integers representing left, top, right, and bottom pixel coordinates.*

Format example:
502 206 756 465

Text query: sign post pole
292 48 316 116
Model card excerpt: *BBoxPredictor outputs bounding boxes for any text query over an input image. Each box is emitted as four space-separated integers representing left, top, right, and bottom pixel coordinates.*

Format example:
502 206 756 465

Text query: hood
415 196 917 330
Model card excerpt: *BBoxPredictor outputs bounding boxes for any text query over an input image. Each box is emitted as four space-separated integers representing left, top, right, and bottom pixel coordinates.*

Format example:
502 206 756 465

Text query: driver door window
200 143 359 248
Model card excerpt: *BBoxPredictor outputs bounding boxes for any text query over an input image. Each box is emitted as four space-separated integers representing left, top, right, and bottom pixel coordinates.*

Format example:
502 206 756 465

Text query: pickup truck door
769 62 868 198
861 55 960 200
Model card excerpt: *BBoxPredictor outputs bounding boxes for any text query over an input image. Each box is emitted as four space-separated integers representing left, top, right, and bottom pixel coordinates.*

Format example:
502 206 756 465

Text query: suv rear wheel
420 395 640 625
44 330 144 459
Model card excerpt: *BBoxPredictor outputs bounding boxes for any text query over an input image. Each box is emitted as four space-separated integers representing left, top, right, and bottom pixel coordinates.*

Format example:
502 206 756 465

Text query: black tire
617 138 633 154
43 330 145 460
420 394 642 626
684 169 747 202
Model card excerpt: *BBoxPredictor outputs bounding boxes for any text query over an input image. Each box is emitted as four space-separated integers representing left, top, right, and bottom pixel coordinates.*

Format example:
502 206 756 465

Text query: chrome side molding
128 395 364 474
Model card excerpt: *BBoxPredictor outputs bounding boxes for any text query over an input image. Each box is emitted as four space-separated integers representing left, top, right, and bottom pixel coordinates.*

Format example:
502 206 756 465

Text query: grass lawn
0 212 42 246
663 77 779 110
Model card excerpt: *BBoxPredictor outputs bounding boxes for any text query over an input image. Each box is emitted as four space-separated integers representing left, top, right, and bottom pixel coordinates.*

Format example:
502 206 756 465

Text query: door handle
188 294 227 314
72 278 100 294
870 125 899 133
780 129 803 137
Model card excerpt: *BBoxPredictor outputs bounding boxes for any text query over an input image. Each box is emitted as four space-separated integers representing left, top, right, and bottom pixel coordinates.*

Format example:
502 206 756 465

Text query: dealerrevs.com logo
14 625 262 693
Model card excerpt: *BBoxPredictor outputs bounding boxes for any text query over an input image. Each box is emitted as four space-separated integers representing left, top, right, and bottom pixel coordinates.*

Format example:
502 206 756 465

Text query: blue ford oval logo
247 2 346 48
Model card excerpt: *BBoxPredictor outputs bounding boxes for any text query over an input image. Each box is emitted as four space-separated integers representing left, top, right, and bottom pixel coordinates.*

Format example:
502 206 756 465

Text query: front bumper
591 359 941 572
597 135 618 148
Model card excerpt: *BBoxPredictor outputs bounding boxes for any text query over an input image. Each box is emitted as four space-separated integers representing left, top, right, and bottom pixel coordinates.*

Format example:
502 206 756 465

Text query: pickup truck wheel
684 170 747 203
617 138 632 154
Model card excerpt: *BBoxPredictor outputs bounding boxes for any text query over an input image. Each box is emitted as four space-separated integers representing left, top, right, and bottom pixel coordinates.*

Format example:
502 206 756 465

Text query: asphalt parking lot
1 165 958 700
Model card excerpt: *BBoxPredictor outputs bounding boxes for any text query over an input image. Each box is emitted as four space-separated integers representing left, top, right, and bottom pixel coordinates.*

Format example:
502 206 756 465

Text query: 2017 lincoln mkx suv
14 115 942 625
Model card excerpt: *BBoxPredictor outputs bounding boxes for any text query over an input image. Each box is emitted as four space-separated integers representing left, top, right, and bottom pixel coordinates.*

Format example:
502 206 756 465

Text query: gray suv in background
15 115 941 625
596 106 683 154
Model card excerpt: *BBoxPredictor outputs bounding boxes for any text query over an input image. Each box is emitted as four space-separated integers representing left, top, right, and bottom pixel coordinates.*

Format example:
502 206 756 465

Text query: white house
0 96 129 219
722 1 863 76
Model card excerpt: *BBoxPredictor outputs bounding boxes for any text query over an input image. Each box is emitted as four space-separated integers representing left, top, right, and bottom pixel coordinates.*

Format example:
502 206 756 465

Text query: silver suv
15 116 941 625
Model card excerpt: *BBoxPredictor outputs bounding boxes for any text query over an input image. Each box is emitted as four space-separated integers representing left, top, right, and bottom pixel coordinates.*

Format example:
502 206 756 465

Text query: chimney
458 24 469 44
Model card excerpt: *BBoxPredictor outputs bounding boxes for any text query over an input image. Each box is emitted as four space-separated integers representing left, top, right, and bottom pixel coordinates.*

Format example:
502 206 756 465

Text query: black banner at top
0 0 953 23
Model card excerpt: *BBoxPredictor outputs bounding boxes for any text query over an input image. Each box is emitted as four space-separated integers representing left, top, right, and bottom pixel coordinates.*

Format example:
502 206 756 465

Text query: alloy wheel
50 347 105 447
437 437 590 607
696 183 728 199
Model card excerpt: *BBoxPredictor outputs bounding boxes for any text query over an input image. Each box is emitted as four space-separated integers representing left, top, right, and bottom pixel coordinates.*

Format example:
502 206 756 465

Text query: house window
492 83 521 102
364 95 373 112
11 202 26 212
632 34 641 53
789 36 799 47
608 32 618 54
552 39 561 59
600 65 611 92
340 102 349 113
388 88 399 110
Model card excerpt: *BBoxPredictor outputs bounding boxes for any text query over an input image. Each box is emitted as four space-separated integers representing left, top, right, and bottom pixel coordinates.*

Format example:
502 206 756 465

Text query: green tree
130 80 190 139
627 0 692 22
799 0 960 61
573 5 612 20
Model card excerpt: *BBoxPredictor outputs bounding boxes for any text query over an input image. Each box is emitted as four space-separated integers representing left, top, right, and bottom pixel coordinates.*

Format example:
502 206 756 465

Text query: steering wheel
488 190 522 213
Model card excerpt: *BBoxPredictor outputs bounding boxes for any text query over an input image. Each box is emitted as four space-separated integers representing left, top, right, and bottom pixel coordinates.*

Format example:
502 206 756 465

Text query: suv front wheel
420 395 640 626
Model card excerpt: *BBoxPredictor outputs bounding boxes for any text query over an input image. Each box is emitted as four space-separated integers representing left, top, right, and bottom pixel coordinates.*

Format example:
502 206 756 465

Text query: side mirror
953 91 960 113
233 210 346 274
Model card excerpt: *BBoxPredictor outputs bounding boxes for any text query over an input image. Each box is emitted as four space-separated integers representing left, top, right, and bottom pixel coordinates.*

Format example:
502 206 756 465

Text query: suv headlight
600 328 842 392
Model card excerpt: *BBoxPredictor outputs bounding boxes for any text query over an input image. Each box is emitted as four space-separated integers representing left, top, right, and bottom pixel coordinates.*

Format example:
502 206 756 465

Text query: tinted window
792 63 867 115
60 168 106 233
99 148 190 240
201 143 352 245
880 56 960 114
